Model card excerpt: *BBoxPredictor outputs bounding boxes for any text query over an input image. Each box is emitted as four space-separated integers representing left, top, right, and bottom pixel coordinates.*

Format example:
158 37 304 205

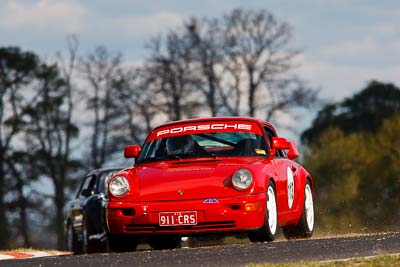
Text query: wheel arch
65 218 73 231
267 176 276 190
305 175 314 195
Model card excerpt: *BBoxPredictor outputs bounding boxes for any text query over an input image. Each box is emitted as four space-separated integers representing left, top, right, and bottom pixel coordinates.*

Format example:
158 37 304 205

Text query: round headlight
109 176 130 197
232 169 253 190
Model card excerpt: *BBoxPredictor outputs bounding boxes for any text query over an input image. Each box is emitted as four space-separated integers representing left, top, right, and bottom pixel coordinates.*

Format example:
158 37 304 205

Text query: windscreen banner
147 121 262 142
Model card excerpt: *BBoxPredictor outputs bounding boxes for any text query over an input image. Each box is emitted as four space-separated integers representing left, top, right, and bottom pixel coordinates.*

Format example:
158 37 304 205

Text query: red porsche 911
106 117 314 251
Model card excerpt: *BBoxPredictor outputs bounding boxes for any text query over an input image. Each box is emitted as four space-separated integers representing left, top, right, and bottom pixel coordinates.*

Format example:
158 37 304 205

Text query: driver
166 135 195 155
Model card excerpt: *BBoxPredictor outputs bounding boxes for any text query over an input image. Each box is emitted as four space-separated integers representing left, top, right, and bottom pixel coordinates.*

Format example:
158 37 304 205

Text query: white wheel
283 179 314 239
305 183 314 231
267 186 277 235
248 180 277 242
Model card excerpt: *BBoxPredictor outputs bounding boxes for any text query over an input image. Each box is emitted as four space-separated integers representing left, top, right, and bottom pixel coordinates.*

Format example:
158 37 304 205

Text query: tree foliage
23 62 80 249
303 112 400 233
0 46 80 249
302 80 400 233
0 47 42 248
302 80 400 144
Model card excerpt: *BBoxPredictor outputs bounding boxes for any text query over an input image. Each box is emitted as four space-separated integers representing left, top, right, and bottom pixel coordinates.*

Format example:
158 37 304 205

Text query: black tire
283 180 314 239
108 234 139 252
82 213 112 253
148 236 181 250
66 222 81 254
82 214 96 254
248 180 277 242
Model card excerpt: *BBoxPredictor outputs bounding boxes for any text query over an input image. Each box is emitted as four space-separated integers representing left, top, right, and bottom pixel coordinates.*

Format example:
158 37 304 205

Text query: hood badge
177 190 184 195
204 198 219 203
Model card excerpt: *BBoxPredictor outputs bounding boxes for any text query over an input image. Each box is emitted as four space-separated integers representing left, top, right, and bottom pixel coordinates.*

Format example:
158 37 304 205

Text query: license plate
159 211 198 226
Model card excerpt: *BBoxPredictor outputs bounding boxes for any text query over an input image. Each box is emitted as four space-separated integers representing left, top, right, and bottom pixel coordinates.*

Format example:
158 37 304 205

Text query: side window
264 126 286 158
264 127 273 149
77 175 96 198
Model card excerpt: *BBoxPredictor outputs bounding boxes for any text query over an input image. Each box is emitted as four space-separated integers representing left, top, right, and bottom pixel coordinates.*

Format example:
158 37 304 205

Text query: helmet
166 135 195 155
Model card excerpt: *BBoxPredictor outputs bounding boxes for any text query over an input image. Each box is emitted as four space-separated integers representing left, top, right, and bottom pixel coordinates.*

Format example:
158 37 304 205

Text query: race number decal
287 166 295 209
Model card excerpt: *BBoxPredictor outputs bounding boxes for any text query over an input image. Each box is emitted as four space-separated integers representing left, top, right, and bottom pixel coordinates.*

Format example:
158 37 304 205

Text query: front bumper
106 193 265 236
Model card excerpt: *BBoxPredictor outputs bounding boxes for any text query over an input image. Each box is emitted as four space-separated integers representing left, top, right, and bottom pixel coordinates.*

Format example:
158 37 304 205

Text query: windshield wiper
137 154 182 165
177 150 217 159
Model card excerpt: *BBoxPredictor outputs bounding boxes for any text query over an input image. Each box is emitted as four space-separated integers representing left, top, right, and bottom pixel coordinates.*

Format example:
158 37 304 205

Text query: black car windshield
98 170 121 195
137 132 268 164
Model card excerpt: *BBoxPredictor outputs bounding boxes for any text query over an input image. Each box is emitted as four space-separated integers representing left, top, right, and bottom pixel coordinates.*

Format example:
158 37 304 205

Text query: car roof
86 167 124 177
152 117 275 132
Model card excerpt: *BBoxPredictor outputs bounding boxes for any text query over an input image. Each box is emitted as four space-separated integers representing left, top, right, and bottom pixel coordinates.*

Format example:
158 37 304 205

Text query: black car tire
248 180 277 242
66 222 81 254
283 180 314 239
148 236 181 250
82 211 114 253
82 213 97 254
108 234 139 252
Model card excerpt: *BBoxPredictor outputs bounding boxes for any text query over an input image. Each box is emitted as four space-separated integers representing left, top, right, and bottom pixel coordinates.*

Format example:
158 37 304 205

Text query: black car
64 167 122 254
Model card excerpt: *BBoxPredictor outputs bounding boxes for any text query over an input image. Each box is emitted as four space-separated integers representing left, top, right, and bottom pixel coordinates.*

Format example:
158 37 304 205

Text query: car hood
136 157 263 201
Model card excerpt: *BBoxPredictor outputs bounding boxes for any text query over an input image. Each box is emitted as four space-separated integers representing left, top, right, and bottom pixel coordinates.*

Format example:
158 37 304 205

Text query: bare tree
144 31 203 121
165 8 318 121
80 46 124 169
220 8 317 120
57 34 79 174
106 67 150 150
184 18 226 116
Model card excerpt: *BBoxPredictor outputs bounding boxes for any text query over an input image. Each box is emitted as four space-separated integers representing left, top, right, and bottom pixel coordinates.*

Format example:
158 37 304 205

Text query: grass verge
248 254 400 267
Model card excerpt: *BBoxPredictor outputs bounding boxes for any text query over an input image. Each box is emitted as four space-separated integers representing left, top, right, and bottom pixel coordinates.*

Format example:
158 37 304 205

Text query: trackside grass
247 254 400 267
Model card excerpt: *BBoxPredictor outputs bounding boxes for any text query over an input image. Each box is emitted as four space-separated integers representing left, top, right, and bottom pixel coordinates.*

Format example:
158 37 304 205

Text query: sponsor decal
287 166 295 209
157 123 252 137
203 198 219 203
147 121 262 141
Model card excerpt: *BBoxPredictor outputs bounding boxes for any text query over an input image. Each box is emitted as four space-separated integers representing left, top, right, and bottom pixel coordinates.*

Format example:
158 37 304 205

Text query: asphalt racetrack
2 232 400 267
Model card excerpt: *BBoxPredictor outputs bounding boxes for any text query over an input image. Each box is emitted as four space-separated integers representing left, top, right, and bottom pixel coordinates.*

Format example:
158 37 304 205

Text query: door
264 126 296 223
72 174 97 238
83 171 110 237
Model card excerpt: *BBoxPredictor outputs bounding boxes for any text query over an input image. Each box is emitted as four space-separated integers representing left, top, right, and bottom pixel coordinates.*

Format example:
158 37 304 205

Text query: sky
1 0 400 129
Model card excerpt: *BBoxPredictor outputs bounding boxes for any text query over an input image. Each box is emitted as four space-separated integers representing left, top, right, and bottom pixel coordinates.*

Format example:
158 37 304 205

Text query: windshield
137 131 268 165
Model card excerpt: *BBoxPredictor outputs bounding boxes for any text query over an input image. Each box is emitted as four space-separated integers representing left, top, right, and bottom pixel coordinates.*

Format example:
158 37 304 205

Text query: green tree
23 61 79 249
302 80 400 144
303 129 371 232
303 113 400 232
0 47 40 248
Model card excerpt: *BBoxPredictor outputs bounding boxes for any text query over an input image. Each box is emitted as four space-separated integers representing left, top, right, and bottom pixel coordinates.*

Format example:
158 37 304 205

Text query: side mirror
124 145 141 158
287 141 299 160
81 188 93 197
271 137 299 160
272 137 288 150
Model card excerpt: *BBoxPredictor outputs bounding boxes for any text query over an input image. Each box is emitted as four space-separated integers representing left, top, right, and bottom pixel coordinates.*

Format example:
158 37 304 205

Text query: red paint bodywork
106 117 313 236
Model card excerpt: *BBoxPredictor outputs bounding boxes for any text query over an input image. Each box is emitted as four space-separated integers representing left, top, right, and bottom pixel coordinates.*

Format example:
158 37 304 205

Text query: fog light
245 201 262 212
